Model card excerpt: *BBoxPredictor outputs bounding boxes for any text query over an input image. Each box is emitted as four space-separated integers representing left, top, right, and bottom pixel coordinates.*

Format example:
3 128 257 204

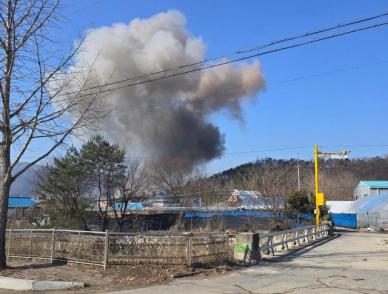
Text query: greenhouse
329 194 388 230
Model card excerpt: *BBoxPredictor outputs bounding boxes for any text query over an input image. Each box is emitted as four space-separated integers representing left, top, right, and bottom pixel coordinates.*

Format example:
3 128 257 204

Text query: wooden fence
5 229 232 269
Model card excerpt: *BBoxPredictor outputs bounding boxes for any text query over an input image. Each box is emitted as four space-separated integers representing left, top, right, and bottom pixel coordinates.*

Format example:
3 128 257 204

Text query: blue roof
359 181 388 188
9 197 38 208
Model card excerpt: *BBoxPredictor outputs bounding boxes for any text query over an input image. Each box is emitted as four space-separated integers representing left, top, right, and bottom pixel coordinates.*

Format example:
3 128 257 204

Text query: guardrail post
103 230 109 270
293 231 298 245
303 228 308 243
285 232 289 249
50 228 56 263
281 232 288 250
296 230 300 246
265 236 271 255
186 233 193 267
7 229 12 260
270 236 275 256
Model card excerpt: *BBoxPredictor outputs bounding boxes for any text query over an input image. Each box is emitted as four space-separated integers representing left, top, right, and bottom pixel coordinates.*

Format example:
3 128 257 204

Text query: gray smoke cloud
61 10 265 167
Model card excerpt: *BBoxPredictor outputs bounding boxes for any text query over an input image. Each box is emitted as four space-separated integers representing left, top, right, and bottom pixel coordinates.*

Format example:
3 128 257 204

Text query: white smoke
61 10 265 167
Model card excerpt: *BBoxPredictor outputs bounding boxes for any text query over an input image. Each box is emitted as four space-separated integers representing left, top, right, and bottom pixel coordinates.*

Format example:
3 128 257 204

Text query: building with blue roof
353 181 388 200
8 197 39 219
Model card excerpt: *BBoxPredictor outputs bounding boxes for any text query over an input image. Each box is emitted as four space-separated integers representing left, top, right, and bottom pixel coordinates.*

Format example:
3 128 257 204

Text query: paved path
111 232 388 294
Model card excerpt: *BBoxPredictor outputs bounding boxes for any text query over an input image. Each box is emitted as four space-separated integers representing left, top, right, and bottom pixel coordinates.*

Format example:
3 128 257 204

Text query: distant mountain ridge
10 163 44 197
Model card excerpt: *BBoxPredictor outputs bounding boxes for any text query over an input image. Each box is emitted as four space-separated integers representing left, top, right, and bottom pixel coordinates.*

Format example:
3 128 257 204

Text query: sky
23 0 388 174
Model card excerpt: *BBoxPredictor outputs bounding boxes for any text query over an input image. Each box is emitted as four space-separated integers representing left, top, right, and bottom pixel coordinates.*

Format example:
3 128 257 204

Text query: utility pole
297 157 301 191
314 145 350 225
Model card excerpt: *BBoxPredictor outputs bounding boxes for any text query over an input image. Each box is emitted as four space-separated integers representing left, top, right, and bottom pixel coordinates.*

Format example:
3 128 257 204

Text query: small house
8 196 39 219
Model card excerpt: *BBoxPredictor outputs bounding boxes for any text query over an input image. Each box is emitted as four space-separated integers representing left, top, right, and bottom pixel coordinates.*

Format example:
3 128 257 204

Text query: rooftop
359 181 388 188
9 197 38 208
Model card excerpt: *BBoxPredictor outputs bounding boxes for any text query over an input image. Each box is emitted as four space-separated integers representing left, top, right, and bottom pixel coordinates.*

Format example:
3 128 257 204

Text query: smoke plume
61 10 265 167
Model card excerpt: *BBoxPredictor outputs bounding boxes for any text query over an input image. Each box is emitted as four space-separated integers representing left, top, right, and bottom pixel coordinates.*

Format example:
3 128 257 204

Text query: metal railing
5 229 231 269
5 225 330 268
257 224 330 258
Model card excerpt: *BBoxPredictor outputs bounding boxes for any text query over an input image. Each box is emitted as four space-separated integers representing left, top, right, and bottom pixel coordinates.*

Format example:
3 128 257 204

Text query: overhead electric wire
35 19 388 108
55 16 388 98
9 12 388 111
237 11 388 54
270 59 388 85
13 143 388 161
11 145 313 160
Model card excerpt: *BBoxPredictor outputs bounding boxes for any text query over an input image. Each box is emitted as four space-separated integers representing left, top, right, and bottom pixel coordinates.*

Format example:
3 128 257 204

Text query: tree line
214 156 388 201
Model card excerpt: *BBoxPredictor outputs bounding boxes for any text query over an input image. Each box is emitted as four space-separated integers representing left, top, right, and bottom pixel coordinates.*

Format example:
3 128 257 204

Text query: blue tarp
331 213 357 228
183 209 273 218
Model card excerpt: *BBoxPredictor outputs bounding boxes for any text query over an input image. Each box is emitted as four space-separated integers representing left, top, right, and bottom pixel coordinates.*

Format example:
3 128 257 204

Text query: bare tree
242 163 298 228
0 1 101 267
111 157 148 231
301 166 357 200
149 158 192 199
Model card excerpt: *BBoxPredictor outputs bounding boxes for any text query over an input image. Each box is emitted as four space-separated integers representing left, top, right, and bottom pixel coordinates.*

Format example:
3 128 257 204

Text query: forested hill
212 156 388 200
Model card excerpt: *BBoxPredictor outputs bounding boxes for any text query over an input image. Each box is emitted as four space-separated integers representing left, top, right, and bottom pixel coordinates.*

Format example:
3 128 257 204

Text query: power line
13 143 388 161
11 145 312 160
237 11 388 54
22 18 388 111
10 15 388 111
56 20 388 99
270 60 388 85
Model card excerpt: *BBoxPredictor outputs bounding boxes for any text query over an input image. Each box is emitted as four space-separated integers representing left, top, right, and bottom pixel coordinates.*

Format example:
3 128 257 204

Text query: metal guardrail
256 224 330 258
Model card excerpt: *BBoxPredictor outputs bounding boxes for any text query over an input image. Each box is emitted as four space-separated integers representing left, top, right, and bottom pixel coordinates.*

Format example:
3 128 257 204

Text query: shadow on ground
7 260 68 270
260 234 341 263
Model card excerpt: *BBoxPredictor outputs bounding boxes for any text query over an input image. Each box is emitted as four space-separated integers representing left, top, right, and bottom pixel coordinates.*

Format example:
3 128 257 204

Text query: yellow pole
314 144 320 225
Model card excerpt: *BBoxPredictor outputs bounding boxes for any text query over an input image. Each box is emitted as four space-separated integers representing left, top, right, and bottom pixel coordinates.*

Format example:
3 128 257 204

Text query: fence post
250 233 260 263
76 231 81 263
103 230 109 270
7 229 12 260
28 229 32 258
50 228 56 263
186 233 193 267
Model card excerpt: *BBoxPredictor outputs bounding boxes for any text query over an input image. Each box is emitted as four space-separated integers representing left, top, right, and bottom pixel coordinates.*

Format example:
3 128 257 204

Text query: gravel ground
0 259 190 293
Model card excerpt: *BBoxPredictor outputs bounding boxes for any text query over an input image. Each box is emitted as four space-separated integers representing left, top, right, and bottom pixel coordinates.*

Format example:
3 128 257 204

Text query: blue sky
32 0 388 173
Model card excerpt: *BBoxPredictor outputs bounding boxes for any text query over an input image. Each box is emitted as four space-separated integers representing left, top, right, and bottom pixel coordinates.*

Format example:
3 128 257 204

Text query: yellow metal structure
314 145 349 225
314 145 323 225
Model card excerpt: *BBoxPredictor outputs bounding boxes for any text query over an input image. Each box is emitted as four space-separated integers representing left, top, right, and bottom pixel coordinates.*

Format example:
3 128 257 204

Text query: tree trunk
0 168 11 268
